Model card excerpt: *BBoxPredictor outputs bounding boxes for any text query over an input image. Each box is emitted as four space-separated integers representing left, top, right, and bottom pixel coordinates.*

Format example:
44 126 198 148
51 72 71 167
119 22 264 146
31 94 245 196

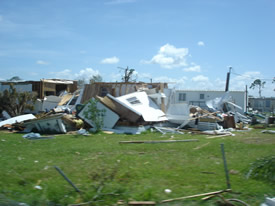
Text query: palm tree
250 79 266 98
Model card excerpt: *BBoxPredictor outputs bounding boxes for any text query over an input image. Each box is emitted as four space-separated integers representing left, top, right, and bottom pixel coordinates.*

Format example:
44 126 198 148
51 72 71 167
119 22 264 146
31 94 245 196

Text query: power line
231 69 274 81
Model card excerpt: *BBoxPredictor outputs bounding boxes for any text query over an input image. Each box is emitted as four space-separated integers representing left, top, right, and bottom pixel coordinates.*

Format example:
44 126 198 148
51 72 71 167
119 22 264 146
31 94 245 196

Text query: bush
246 155 275 184
83 98 106 133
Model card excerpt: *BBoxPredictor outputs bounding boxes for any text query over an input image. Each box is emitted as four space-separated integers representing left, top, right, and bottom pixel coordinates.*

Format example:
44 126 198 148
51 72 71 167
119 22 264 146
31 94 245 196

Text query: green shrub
83 98 106 133
246 155 275 184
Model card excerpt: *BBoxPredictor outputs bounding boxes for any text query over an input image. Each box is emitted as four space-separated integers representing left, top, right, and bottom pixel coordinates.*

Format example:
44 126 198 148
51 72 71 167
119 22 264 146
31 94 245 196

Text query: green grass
0 128 274 205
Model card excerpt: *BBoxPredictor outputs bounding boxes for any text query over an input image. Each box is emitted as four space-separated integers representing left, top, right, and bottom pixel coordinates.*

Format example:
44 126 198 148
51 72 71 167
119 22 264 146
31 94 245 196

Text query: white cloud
50 68 101 83
74 68 101 82
183 64 201 72
50 69 73 79
29 72 38 76
109 72 121 82
105 0 136 5
36 60 49 65
101 56 120 64
197 41 205 46
192 75 209 82
143 44 189 69
154 76 188 88
137 72 152 80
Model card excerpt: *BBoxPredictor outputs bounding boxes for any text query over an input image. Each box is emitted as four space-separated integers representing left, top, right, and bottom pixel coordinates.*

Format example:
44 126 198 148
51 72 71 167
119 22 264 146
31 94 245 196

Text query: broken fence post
54 166 81 193
220 143 231 189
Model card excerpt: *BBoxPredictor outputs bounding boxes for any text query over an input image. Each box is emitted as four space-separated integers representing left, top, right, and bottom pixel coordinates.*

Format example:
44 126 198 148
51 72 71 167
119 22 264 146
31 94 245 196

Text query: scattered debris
23 114 67 134
0 85 258 136
0 114 36 128
104 125 150 135
261 197 275 206
22 133 54 140
77 129 90 136
261 130 275 134
164 189 172 194
154 126 184 134
34 185 42 190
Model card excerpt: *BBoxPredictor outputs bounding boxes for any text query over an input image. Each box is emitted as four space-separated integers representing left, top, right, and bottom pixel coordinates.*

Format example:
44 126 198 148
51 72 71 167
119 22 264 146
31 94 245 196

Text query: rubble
0 114 36 128
77 98 119 130
0 82 259 136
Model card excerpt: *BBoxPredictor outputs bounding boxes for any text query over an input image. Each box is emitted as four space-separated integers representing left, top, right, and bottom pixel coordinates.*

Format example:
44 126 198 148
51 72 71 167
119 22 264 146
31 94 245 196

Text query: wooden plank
206 134 232 139
119 139 198 144
128 201 156 205
161 189 231 203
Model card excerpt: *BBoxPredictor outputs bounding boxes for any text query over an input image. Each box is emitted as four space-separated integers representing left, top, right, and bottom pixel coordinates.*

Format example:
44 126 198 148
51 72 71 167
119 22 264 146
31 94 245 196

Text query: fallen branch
161 189 231 203
227 199 250 206
119 139 198 144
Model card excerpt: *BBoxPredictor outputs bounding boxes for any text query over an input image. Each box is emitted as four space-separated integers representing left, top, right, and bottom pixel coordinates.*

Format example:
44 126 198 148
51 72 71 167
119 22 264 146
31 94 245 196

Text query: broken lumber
161 189 231 203
193 142 210 150
119 139 198 144
128 201 156 205
188 111 220 121
206 134 232 139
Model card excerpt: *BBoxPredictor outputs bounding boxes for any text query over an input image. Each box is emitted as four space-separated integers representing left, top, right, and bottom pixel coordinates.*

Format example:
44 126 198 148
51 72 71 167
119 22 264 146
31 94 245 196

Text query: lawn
0 127 274 206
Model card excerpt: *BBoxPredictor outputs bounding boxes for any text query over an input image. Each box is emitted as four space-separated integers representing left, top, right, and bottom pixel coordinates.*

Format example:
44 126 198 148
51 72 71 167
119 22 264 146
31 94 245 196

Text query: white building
173 90 246 113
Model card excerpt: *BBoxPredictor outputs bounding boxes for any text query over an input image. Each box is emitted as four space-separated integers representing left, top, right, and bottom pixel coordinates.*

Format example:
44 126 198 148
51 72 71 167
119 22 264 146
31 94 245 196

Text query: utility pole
225 67 232 92
245 85 248 113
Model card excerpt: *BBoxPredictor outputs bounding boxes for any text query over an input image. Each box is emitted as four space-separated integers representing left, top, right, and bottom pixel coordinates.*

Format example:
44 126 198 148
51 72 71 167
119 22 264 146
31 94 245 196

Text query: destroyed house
174 90 246 112
0 79 78 99
80 82 168 103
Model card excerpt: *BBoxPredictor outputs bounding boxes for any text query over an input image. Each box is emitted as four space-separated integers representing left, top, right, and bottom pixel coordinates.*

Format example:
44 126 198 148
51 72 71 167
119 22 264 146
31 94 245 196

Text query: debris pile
0 83 262 136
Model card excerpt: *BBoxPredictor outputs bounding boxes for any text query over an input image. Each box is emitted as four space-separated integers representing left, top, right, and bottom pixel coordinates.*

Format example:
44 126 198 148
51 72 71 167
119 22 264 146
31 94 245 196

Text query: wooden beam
161 189 232 203
119 140 198 144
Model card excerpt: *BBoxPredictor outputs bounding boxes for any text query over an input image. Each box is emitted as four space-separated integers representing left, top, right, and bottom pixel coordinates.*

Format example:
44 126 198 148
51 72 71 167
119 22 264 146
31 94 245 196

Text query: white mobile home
174 90 246 113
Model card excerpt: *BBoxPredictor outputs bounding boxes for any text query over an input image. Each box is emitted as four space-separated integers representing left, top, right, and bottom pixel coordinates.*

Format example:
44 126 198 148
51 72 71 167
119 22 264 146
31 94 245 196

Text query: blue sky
0 0 274 97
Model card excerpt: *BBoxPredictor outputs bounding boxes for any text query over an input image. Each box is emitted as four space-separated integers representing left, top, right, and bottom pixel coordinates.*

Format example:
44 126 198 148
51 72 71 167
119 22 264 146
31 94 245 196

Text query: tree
83 98 106 133
250 79 266 98
0 84 37 117
89 74 103 84
7 76 22 81
119 66 137 83
77 78 86 88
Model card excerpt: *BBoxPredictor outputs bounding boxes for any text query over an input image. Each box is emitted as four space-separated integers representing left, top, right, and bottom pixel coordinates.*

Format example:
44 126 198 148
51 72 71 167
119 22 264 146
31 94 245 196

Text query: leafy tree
250 79 266 98
77 78 86 88
89 75 103 84
119 66 137 83
0 84 37 117
7 76 22 81
83 98 106 133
